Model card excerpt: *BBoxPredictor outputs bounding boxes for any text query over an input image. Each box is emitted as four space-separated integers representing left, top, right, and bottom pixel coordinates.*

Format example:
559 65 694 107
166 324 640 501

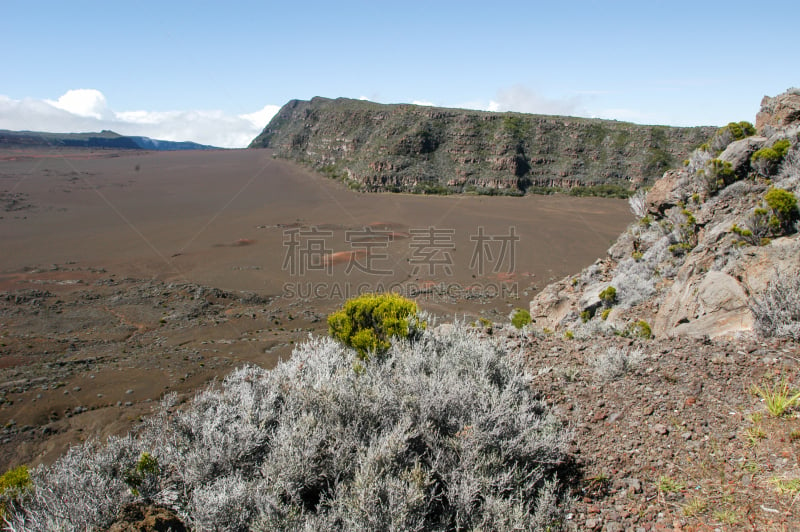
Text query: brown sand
0 147 632 469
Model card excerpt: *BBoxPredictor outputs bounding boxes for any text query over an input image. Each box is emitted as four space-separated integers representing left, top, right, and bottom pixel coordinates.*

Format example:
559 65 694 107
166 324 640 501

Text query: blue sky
2 0 797 147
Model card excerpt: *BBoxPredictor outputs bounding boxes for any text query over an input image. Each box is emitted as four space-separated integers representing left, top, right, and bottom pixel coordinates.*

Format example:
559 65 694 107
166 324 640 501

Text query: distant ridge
0 129 220 151
250 97 716 195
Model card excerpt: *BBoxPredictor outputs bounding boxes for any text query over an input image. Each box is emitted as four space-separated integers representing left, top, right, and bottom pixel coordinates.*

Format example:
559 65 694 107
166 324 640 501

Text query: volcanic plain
0 147 631 470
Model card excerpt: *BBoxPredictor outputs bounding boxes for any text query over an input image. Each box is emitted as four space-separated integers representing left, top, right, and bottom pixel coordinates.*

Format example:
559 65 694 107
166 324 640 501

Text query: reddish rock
106 503 187 532
756 89 800 133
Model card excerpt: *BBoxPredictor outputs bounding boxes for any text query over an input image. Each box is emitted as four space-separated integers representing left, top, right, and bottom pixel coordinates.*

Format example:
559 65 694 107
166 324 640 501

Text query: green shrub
704 158 736 192
0 465 32 517
328 293 424 360
599 286 617 306
601 308 611 321
752 139 792 176
511 308 532 329
731 223 753 238
123 452 160 497
668 242 693 255
764 187 799 232
627 320 652 339
580 310 592 323
725 121 756 140
731 223 758 246
709 121 756 153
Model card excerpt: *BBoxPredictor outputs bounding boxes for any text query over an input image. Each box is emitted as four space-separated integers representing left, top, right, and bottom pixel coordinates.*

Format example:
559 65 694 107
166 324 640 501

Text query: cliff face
249 97 715 193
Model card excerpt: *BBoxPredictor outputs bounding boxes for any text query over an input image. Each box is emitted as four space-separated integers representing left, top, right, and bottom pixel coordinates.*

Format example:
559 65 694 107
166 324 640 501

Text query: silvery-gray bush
7 324 571 531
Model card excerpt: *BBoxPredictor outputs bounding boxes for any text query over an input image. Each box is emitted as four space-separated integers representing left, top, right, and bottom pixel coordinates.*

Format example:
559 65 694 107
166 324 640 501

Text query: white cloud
0 89 279 148
412 100 435 107
45 89 110 119
239 104 280 129
486 85 585 116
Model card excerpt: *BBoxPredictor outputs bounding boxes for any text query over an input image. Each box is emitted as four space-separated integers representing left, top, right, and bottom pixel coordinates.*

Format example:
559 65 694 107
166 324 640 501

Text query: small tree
328 293 424 360
764 187 799 233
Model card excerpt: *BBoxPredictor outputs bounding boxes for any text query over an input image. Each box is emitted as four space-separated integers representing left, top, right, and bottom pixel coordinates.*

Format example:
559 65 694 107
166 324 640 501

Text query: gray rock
645 169 683 215
580 282 608 313
718 136 766 178
655 270 753 339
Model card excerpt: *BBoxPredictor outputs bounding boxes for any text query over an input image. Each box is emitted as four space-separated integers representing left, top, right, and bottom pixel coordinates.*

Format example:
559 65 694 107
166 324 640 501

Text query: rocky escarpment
249 97 714 194
529 89 800 340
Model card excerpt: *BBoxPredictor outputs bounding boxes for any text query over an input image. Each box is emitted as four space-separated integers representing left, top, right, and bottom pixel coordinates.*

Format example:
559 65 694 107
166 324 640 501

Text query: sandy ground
0 147 632 470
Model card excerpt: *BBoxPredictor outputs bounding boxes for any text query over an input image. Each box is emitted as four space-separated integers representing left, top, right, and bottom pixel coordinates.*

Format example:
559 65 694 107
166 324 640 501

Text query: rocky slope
249 98 714 194
513 90 800 530
529 88 800 341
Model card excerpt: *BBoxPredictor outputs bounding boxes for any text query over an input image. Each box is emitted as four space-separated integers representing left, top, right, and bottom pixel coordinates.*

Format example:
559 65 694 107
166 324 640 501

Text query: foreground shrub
751 271 800 340
327 292 424 360
7 325 572 531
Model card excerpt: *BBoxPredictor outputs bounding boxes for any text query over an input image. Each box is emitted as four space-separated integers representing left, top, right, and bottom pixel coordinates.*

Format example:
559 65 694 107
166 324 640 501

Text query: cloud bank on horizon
2 87 656 150
0 89 280 149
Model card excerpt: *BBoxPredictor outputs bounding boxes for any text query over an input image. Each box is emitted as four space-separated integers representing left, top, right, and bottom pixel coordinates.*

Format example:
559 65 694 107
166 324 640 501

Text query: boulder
718 136 766 179
756 89 800 134
579 281 608 314
529 282 575 330
654 271 753 339
645 169 683 215
738 236 800 293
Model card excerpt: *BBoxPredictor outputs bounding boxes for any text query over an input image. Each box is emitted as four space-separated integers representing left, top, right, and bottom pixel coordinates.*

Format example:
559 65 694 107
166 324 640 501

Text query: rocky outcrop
654 270 753 338
250 97 714 193
756 88 800 133
644 169 684 215
530 89 800 340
